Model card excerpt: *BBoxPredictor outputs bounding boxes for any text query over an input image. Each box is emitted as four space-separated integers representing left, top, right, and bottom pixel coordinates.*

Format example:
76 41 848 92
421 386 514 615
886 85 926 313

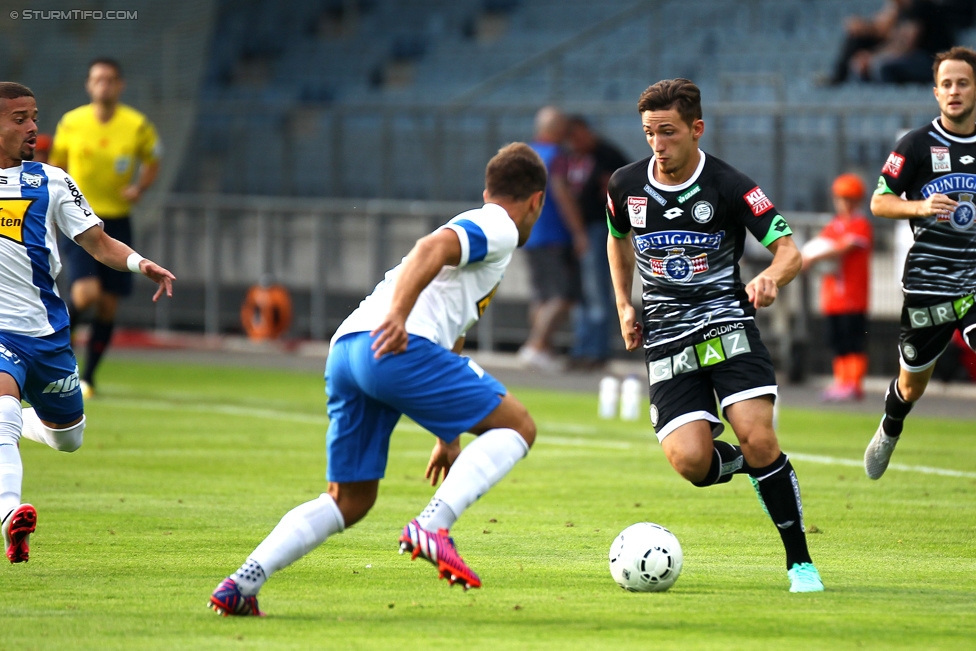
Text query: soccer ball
608 522 683 592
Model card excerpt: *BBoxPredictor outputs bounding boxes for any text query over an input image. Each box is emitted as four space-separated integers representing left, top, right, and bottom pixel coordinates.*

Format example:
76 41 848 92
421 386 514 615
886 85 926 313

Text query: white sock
0 395 24 519
241 493 345 595
416 497 457 532
21 408 85 452
231 558 267 597
427 428 529 524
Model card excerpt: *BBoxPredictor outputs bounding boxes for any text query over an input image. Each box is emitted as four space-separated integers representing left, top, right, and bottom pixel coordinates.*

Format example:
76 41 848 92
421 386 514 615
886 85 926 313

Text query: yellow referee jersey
50 103 160 218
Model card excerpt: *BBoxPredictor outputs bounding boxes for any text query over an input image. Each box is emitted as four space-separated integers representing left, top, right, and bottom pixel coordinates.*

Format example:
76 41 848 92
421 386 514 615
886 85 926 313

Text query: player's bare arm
370 228 463 358
607 231 642 351
746 235 801 309
120 159 159 203
73 224 175 301
871 190 958 220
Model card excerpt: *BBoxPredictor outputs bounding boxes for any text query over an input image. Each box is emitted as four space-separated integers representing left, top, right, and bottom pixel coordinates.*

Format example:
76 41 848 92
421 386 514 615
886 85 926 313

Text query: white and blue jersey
332 203 519 350
0 162 102 336
325 203 519 482
0 162 101 422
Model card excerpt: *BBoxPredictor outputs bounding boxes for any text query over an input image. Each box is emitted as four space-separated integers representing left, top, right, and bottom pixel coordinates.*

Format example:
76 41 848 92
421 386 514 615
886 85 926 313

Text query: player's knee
328 482 377 527
515 414 536 449
666 446 711 483
493 395 536 448
50 417 85 452
737 435 779 468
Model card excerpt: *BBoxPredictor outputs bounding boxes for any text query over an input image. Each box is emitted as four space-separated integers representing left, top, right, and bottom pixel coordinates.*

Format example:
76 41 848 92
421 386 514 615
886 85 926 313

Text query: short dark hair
485 142 547 200
637 78 702 126
0 82 35 102
88 57 123 78
933 46 976 83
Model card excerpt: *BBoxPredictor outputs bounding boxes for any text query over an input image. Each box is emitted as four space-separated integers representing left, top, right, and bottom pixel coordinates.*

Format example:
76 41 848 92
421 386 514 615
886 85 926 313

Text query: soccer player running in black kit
606 79 824 592
864 46 976 480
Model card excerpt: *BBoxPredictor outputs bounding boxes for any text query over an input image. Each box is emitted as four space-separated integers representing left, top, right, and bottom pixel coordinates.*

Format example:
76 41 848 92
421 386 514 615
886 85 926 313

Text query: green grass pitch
3 358 975 650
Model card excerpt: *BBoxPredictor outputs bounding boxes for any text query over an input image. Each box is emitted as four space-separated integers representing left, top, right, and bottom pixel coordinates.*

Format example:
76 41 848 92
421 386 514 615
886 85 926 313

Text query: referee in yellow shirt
49 58 161 398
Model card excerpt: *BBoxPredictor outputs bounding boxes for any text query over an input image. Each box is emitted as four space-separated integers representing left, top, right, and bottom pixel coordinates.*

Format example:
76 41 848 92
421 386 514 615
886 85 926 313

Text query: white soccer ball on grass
608 522 683 592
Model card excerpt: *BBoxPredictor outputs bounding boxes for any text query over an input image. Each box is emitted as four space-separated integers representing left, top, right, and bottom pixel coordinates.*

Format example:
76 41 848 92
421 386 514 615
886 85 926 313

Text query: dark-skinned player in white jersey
606 78 823 592
864 47 976 480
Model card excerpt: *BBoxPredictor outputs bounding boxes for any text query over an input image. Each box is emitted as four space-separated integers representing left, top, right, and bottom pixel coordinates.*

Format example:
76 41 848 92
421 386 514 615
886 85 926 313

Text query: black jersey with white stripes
606 151 793 349
877 118 976 296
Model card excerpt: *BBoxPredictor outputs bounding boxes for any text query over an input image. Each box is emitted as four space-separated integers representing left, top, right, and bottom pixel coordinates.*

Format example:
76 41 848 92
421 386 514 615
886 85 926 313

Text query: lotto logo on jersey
628 196 647 227
606 192 616 216
0 198 33 245
883 152 905 178
931 147 951 173
743 186 773 217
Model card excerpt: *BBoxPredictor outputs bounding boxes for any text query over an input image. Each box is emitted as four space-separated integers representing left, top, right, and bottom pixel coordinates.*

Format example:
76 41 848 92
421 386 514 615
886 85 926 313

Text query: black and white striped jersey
606 151 793 349
877 118 976 297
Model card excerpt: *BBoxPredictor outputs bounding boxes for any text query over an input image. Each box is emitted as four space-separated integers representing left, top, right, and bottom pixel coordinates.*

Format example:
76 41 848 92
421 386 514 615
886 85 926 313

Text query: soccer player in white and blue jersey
209 143 547 616
0 83 175 564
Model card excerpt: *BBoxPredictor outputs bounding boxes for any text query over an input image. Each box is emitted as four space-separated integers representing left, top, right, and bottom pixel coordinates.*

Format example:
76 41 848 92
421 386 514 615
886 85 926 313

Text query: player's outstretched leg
864 378 913 479
209 492 345 616
20 409 85 453
0 395 28 563
400 425 531 589
749 454 824 593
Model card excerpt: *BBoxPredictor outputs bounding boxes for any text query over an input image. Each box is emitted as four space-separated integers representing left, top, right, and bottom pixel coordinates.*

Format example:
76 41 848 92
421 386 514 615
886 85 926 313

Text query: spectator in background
801 174 874 402
49 58 161 398
828 0 957 85
518 106 587 371
556 116 629 371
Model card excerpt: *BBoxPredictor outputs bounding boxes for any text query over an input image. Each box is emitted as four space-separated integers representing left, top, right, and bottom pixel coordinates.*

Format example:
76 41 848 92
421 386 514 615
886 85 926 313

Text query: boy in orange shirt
802 174 873 401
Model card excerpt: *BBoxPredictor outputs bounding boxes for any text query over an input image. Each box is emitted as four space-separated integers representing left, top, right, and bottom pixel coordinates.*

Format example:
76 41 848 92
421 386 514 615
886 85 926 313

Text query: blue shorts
59 216 134 296
324 332 506 483
0 327 84 423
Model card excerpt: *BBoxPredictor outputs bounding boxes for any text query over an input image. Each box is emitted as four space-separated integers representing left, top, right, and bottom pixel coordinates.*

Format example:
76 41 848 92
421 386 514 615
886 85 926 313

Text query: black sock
882 378 913 437
692 440 749 487
83 320 115 386
749 453 812 569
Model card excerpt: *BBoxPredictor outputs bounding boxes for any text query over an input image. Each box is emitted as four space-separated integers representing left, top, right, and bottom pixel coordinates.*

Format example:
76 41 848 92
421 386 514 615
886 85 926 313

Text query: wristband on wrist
126 252 146 274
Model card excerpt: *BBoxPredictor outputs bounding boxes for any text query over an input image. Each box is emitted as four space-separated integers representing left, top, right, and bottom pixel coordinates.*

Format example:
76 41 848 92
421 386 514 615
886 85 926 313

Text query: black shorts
826 313 867 356
644 319 777 442
898 293 976 372
524 245 581 303
59 216 134 297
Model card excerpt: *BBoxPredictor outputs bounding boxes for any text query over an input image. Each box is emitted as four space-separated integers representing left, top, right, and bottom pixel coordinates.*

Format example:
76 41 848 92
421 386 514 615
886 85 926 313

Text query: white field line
789 452 976 479
98 396 976 478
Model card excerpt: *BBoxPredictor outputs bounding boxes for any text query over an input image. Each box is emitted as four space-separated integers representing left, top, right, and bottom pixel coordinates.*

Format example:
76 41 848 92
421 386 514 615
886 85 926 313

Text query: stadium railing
116 196 902 379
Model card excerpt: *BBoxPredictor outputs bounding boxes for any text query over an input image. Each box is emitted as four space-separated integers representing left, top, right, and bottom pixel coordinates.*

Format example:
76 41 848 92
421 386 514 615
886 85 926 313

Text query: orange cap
35 133 52 152
832 173 865 201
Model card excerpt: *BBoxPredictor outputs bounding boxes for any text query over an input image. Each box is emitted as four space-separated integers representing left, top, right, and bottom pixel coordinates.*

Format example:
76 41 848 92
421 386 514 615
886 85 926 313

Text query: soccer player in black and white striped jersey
864 46 976 480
